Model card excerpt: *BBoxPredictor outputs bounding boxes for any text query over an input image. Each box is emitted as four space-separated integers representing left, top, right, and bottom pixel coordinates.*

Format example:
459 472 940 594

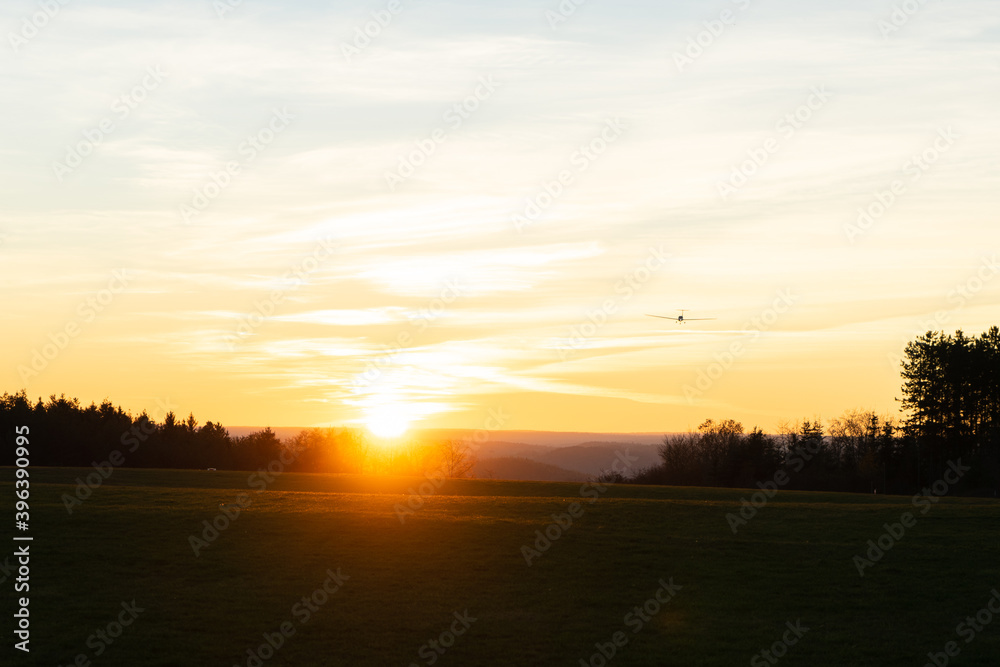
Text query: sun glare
364 404 412 439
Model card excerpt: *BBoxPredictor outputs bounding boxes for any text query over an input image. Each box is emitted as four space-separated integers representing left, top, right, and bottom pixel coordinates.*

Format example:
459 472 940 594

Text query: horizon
6 4 999 664
5 0 998 437
230 424 672 448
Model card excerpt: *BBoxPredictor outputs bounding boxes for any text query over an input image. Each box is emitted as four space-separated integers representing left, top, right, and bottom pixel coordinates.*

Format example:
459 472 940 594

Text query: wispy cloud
3 0 998 430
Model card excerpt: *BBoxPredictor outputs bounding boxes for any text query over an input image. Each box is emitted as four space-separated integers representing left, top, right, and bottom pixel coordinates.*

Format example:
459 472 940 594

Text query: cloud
3 0 999 429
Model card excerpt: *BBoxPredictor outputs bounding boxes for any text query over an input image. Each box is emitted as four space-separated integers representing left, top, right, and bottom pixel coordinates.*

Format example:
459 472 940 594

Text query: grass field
7 467 1000 666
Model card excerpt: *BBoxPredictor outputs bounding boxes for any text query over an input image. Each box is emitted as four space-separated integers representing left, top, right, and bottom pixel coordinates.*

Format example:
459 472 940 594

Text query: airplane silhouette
646 309 716 324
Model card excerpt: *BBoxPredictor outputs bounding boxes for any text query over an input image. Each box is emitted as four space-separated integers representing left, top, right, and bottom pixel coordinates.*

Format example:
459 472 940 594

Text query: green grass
6 467 1000 666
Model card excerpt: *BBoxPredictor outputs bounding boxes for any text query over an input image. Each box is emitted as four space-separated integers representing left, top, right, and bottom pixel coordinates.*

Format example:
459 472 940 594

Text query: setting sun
6 1 1000 664
364 403 412 439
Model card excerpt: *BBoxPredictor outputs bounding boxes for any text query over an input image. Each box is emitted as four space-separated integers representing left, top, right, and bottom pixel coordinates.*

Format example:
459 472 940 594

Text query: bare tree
437 439 476 478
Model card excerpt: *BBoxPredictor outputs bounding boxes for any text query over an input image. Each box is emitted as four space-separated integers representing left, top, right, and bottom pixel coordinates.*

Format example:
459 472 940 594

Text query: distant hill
227 427 671 447
472 457 586 482
537 443 663 477
225 427 668 482
421 429 669 447
467 440 559 461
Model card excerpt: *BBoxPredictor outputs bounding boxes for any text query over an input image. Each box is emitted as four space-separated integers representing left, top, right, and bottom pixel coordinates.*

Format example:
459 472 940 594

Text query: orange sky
4 1 999 435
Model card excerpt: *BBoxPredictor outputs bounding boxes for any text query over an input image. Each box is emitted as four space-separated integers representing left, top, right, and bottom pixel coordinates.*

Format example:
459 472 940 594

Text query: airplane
646 309 716 324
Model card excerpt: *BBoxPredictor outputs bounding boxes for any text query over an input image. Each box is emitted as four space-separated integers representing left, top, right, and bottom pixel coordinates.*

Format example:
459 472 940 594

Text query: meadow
9 467 1000 666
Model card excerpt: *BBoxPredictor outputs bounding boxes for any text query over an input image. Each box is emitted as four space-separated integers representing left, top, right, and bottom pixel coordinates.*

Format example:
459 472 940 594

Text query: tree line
3 327 998 495
0 390 474 478
614 327 1000 495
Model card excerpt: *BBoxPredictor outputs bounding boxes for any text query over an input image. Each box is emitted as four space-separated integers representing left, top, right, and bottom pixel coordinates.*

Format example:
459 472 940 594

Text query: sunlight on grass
17 469 1000 666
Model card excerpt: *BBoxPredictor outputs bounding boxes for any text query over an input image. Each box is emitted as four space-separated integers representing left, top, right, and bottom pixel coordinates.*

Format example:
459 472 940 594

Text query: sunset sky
3 0 998 434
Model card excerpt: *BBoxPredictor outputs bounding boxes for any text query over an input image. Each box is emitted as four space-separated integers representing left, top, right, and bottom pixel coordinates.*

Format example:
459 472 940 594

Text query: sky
2 0 999 435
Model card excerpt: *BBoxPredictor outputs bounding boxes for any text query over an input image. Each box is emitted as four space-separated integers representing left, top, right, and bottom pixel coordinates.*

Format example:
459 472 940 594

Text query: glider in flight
646 309 716 324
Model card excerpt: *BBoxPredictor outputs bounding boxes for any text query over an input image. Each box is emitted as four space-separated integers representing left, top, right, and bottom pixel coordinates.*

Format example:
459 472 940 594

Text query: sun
364 404 412 439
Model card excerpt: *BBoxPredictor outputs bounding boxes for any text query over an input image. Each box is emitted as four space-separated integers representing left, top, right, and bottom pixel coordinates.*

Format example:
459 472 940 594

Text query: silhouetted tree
901 328 1000 489
658 432 702 485
655 421 779 488
232 427 282 470
437 439 476 478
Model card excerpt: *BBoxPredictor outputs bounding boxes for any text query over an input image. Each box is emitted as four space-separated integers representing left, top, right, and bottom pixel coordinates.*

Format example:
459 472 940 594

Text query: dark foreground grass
4 467 1000 666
